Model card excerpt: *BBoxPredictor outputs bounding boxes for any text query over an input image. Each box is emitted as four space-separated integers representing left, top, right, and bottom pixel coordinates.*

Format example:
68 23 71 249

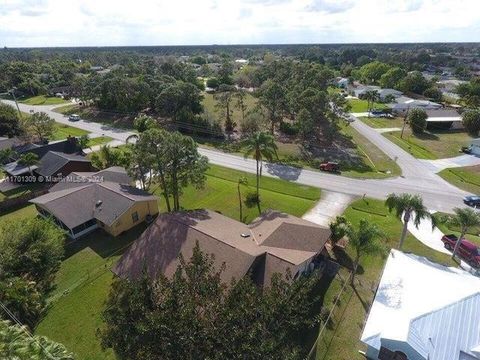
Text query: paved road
2 100 469 213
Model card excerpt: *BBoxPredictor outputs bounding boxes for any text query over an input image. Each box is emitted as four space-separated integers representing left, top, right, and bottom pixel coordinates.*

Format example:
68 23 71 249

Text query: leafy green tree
462 110 480 136
155 81 203 121
191 56 206 65
218 60 234 85
243 131 277 211
0 218 65 326
358 61 391 84
235 90 248 122
346 219 384 284
91 145 131 169
94 75 150 112
0 103 21 137
408 108 428 134
214 84 236 138
257 79 286 134
133 114 157 133
77 134 90 152
100 243 321 360
399 71 429 95
457 77 480 108
329 216 350 246
27 112 55 142
379 67 407 89
206 77 220 89
0 320 74 360
240 108 265 136
447 208 480 260
385 193 433 250
18 152 39 176
423 87 443 102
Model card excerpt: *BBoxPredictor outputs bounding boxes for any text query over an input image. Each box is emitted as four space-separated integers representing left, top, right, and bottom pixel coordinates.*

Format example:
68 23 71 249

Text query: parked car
319 161 340 173
463 195 480 207
68 114 80 121
461 146 472 154
441 234 480 268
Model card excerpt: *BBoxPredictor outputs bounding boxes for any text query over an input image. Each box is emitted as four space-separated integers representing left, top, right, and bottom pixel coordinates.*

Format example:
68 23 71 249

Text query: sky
1 0 480 47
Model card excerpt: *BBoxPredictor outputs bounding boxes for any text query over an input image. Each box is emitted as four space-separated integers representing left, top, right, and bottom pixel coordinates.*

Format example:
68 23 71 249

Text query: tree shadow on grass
331 246 364 275
351 284 371 314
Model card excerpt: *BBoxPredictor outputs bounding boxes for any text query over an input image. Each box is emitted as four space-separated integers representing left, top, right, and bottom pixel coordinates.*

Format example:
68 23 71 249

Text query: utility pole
9 87 22 118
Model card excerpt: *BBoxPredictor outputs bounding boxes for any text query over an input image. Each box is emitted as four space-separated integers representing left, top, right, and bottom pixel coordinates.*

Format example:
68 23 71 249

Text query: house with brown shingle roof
30 167 158 239
113 209 331 287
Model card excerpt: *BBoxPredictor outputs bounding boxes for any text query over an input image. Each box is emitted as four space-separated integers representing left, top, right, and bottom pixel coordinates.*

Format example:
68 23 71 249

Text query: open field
315 198 454 359
20 95 69 106
384 128 474 159
359 116 405 129
347 99 387 113
438 165 480 194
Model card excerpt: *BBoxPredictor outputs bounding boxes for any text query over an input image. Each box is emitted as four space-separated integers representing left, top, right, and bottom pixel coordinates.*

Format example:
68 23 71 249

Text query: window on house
132 211 139 223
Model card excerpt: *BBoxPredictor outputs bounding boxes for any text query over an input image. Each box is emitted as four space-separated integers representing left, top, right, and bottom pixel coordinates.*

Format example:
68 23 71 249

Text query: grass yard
315 198 454 359
384 128 474 159
438 165 480 194
432 212 480 247
35 224 149 360
49 123 89 141
359 116 405 129
0 183 45 202
87 136 113 147
0 203 37 221
54 105 136 129
20 95 69 106
348 99 387 113
340 123 402 179
153 164 321 223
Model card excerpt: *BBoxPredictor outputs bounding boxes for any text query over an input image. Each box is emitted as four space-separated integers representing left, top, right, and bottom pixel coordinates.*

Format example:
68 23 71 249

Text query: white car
68 114 80 121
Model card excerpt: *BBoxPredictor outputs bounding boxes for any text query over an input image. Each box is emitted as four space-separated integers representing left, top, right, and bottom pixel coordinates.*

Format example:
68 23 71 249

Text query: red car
441 234 480 268
319 161 340 173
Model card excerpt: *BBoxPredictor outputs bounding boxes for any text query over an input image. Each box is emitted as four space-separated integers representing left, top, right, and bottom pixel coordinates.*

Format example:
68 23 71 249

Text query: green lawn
50 123 89 141
432 212 480 247
438 165 480 194
340 123 402 179
316 198 454 359
153 164 321 223
359 116 405 129
348 99 387 113
20 95 69 106
384 129 474 160
0 204 37 220
87 136 113 147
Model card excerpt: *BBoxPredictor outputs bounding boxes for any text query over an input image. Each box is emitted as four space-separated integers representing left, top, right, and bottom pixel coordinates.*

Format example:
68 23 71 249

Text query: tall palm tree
385 193 434 250
237 177 248 222
448 207 480 259
346 219 384 285
364 90 380 116
243 131 278 208
18 153 39 176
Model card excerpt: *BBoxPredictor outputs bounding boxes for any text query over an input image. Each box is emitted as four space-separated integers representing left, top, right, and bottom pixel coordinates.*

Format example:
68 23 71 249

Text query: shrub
462 110 480 136
408 108 428 134
244 192 260 208
279 121 299 136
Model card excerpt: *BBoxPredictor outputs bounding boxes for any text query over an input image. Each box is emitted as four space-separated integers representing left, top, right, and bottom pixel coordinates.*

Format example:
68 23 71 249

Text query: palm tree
364 90 380 116
0 148 15 164
77 134 90 153
243 131 278 210
346 219 384 285
385 193 434 250
237 177 248 222
18 153 39 176
448 207 480 259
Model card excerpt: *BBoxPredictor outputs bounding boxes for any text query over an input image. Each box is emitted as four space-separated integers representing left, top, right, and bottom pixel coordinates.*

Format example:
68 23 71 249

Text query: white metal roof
361 250 480 360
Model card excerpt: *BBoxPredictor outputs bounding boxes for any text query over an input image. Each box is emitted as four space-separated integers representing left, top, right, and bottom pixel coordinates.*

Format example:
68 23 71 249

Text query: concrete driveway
419 154 480 173
302 191 356 226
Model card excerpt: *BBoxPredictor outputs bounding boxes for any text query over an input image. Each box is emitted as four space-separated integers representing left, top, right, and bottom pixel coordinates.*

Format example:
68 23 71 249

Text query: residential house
425 109 462 130
391 97 442 114
114 209 331 287
336 77 349 89
30 167 158 239
361 250 480 360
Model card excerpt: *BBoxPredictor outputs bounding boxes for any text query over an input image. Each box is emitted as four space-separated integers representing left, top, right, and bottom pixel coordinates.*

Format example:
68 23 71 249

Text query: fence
0 187 49 212
307 270 354 360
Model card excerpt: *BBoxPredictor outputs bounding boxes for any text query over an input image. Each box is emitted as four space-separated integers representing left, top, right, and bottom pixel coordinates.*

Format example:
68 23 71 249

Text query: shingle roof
114 209 330 286
36 151 90 177
30 177 156 228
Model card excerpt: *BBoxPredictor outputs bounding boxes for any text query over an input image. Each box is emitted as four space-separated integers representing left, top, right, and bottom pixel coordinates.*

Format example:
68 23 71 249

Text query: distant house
361 250 480 360
114 209 331 287
377 88 403 101
425 109 462 130
30 167 158 239
391 97 442 114
470 138 480 156
336 77 349 89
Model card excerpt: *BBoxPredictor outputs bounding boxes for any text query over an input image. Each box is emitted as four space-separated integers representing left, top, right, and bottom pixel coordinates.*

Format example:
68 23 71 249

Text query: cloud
0 0 479 47
306 0 354 14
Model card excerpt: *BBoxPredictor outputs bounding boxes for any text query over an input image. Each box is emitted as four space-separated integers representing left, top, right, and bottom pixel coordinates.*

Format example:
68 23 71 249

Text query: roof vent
96 200 103 207
240 233 250 238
